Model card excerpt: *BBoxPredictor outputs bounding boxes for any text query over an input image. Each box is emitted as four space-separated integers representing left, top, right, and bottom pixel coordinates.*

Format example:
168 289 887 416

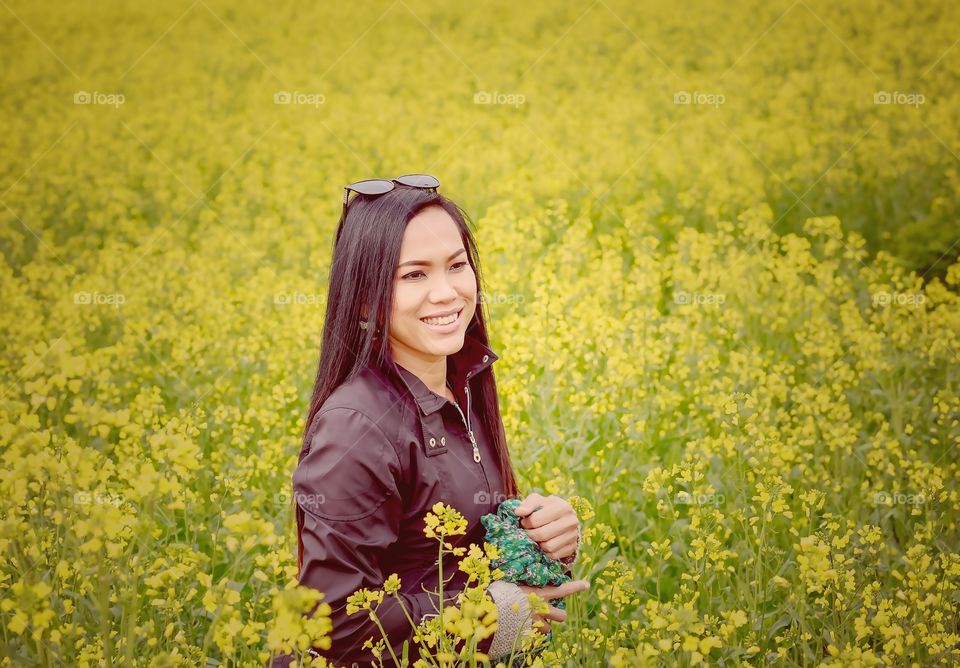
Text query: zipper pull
468 430 480 462
463 382 481 463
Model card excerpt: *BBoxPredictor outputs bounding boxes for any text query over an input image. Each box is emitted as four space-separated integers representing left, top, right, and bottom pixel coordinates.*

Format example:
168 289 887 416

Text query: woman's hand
515 580 589 634
514 493 580 561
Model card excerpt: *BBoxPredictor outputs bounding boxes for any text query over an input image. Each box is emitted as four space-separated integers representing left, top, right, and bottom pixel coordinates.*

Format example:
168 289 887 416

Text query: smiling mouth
420 307 463 327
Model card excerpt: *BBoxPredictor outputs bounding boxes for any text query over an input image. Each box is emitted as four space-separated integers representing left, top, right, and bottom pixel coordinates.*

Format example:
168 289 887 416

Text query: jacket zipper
451 386 481 463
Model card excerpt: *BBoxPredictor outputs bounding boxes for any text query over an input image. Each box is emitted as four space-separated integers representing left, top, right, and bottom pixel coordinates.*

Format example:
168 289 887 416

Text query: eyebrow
397 248 467 268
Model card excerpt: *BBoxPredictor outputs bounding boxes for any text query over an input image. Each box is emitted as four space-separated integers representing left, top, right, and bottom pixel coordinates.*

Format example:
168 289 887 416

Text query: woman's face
388 205 477 368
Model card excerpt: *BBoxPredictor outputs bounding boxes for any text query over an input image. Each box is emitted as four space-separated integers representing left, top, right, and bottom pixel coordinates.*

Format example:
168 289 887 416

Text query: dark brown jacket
273 334 514 667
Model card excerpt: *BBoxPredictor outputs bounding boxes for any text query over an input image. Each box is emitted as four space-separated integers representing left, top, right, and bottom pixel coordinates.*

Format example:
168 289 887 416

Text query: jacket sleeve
290 407 495 665
485 580 534 660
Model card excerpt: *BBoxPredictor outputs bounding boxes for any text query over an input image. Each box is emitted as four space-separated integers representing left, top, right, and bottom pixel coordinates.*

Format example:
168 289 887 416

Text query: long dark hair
296 185 520 571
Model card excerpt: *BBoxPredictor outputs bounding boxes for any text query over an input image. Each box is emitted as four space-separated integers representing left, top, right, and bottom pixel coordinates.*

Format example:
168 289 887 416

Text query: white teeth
422 311 459 326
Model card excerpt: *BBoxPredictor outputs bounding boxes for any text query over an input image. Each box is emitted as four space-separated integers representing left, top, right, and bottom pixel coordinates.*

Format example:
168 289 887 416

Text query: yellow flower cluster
345 588 385 617
2 0 959 665
266 587 333 658
345 505 512 667
423 501 469 540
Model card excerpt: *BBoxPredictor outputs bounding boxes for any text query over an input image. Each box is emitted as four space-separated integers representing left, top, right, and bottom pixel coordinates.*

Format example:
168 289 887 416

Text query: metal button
429 437 436 448
440 436 446 446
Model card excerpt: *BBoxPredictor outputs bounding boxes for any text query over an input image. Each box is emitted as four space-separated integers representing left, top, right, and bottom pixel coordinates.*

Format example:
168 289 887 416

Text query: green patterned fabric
480 498 571 664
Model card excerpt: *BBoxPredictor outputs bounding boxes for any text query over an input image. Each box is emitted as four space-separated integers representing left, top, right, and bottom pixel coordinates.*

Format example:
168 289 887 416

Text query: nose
428 272 459 303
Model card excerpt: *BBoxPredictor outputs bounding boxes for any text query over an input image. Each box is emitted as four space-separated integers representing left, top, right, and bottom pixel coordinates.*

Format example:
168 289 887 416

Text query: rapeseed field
1 0 958 665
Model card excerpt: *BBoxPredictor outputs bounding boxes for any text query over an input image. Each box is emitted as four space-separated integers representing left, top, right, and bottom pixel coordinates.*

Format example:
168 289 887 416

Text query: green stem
369 611 401 668
437 540 448 666
391 593 439 668
507 602 540 667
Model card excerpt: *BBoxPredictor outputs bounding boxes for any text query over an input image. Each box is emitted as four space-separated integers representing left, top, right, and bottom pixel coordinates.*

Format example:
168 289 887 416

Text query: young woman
276 175 589 667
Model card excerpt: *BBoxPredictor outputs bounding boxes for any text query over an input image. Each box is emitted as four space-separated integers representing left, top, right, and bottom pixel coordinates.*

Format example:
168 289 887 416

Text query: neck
389 339 448 397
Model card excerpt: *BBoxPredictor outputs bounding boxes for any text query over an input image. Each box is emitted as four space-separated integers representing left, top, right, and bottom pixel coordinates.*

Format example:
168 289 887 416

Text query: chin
428 335 465 356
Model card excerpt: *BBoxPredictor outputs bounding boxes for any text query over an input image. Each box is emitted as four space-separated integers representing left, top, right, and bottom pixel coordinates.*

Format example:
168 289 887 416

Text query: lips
420 307 463 327
421 307 463 319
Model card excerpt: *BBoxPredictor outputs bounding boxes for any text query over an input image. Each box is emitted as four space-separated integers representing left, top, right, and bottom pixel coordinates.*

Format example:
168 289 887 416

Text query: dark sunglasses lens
395 174 440 189
348 179 394 196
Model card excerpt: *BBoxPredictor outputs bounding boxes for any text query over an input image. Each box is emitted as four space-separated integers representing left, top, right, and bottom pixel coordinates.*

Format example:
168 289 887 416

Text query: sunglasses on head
341 173 440 218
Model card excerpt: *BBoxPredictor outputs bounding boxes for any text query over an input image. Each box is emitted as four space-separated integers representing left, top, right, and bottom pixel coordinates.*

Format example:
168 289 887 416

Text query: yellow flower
383 573 401 595
423 502 468 540
266 586 332 655
345 588 384 616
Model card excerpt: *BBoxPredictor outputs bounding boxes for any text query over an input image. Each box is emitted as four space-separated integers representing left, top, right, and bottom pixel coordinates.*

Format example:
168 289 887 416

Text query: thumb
514 495 543 516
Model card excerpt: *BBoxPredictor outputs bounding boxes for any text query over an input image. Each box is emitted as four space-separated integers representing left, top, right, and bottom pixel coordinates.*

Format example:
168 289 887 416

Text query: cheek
457 267 478 298
392 284 422 323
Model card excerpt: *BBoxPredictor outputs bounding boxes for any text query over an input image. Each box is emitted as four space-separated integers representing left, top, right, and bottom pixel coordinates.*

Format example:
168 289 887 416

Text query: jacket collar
387 332 499 416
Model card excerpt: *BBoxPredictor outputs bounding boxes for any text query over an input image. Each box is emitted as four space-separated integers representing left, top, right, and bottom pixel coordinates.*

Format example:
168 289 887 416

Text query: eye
400 262 470 281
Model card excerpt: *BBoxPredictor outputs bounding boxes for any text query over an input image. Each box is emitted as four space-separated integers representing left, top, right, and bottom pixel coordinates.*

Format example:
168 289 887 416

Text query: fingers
520 503 564 528
544 604 567 623
514 493 546 517
532 604 568 634
524 518 577 545
527 517 579 547
521 501 578 533
544 535 580 561
522 581 589 636
532 613 560 633
534 579 590 600
532 617 552 634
